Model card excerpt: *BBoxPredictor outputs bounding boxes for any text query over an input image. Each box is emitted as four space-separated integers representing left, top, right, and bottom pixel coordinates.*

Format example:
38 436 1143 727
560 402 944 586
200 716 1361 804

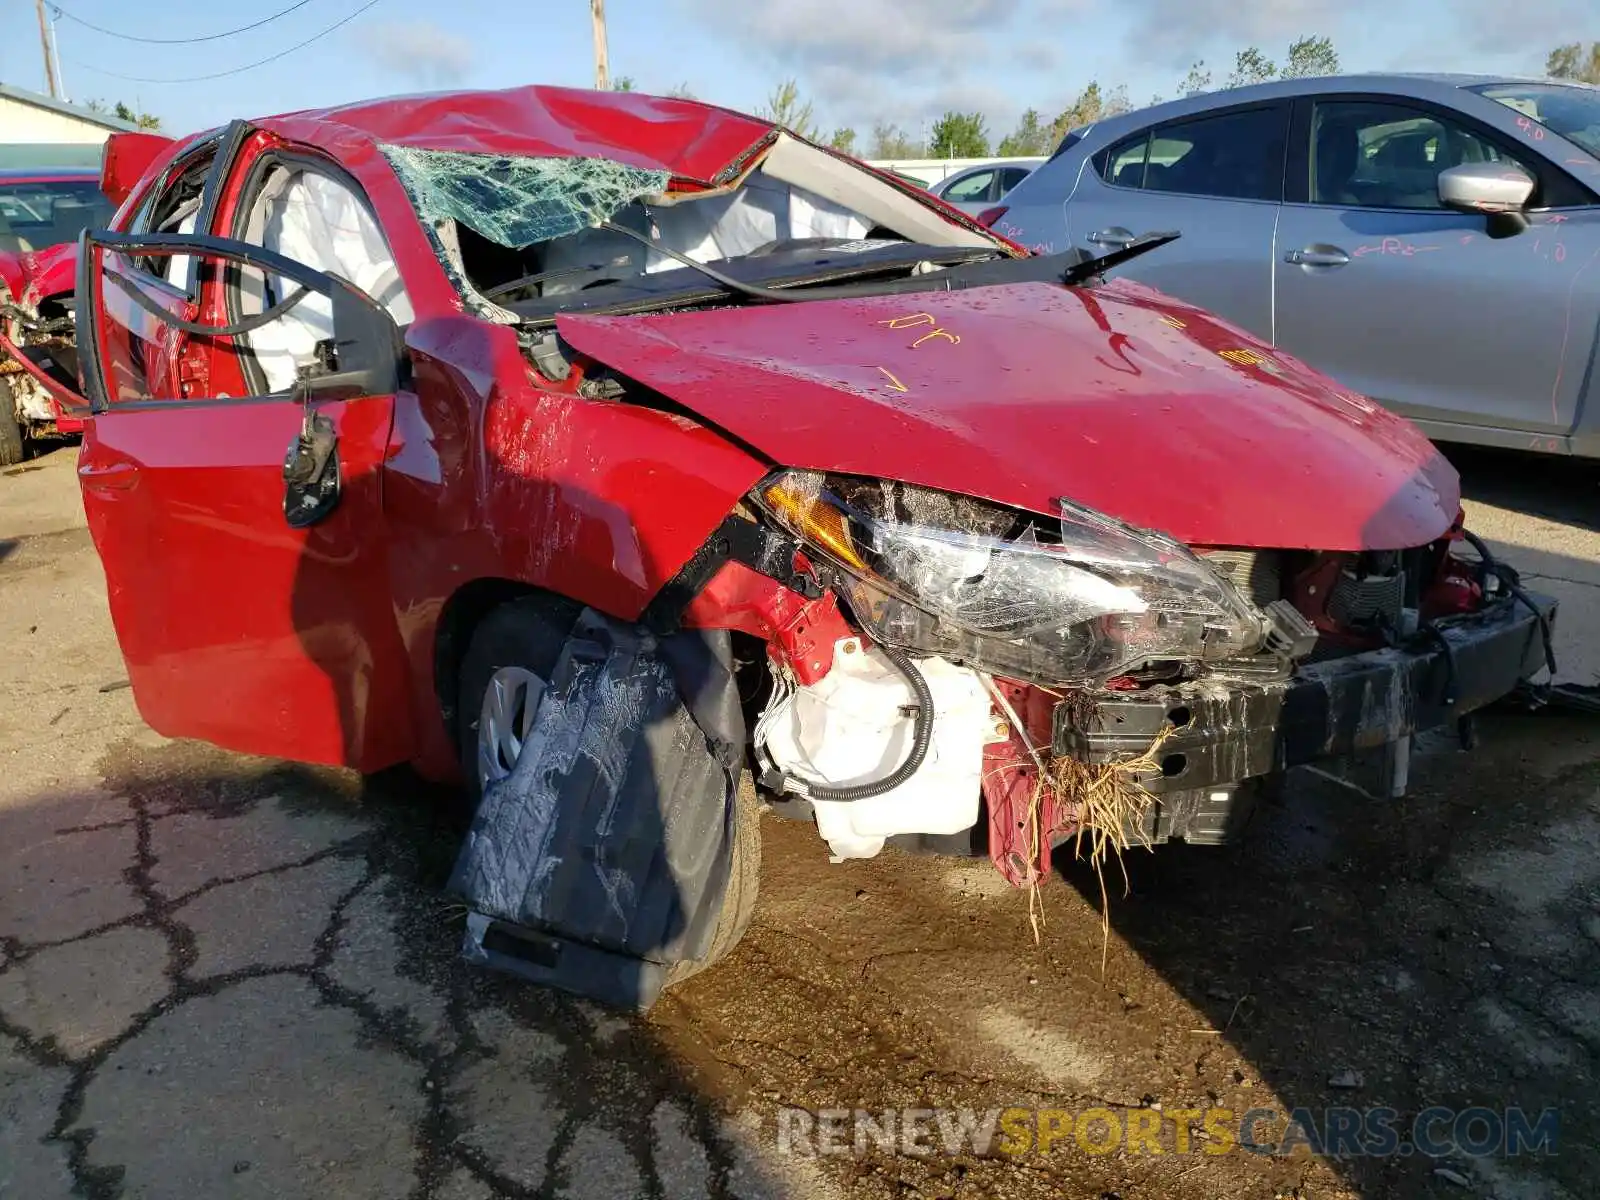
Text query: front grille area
1197 548 1282 608
1198 546 1418 663
1327 565 1405 632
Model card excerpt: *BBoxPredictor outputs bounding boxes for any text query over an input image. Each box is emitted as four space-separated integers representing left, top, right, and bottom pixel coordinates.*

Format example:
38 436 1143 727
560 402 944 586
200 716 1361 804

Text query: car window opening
1471 81 1600 158
233 163 414 394
380 134 1002 318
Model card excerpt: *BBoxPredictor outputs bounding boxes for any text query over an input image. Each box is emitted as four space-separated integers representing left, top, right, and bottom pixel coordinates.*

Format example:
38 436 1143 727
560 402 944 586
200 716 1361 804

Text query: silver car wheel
477 666 544 792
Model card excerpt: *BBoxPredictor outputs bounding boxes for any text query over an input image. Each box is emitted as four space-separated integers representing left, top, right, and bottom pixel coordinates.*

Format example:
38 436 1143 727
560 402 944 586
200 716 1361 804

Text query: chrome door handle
1284 247 1350 267
1087 227 1136 249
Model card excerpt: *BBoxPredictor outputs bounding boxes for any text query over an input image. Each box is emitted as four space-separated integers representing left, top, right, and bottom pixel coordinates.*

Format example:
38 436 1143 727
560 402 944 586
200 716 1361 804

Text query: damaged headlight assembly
753 470 1272 685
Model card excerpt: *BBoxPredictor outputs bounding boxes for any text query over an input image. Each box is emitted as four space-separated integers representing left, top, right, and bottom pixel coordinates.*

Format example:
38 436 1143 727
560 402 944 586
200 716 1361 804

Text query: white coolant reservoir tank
756 638 993 860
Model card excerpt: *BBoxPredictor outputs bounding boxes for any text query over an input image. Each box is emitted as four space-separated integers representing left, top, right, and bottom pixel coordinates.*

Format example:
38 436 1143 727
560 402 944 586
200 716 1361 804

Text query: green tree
868 121 923 158
1548 41 1600 84
998 108 1050 156
1282 35 1340 78
1044 81 1129 144
759 79 818 140
609 75 636 92
88 99 161 130
828 127 857 154
929 111 989 157
1226 46 1277 88
1179 61 1212 96
666 82 697 99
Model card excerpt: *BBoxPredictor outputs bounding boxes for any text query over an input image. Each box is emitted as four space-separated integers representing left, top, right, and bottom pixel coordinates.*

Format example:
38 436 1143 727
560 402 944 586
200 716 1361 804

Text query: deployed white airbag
242 169 413 394
539 173 871 295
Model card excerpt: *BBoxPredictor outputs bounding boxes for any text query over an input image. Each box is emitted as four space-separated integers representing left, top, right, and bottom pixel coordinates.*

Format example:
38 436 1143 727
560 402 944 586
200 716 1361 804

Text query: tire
455 595 760 986
0 378 25 467
665 769 760 987
455 594 577 811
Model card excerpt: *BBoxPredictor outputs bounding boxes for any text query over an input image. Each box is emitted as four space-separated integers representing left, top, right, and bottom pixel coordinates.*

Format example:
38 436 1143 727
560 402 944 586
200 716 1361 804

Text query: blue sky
3 0 1592 145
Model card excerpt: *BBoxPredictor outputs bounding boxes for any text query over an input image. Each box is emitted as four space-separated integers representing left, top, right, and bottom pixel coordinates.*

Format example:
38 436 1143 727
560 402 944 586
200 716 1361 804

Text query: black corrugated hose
1461 528 1557 680
763 642 936 803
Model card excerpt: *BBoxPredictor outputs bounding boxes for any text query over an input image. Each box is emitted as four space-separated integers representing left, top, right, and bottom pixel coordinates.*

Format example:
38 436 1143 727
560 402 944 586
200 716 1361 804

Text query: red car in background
0 89 1557 1008
0 166 123 462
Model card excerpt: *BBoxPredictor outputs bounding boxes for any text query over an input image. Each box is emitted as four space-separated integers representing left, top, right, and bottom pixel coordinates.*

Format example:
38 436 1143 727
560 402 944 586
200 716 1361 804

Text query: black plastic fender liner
448 608 745 1011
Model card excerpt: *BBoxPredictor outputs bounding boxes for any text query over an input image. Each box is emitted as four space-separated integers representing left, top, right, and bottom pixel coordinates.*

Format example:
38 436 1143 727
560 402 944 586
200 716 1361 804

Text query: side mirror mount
1438 162 1535 238
280 279 406 529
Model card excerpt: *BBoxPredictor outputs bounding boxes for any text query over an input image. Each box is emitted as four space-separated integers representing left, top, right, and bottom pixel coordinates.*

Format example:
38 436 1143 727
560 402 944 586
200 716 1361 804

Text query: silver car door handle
1284 247 1350 267
1087 227 1136 249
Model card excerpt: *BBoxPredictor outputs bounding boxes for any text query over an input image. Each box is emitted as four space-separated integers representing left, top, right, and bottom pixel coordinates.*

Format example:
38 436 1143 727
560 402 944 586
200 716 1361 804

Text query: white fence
863 156 1046 186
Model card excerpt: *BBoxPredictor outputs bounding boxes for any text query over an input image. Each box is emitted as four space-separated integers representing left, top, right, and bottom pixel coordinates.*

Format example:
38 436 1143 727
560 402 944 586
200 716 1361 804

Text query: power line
51 0 318 45
63 0 383 84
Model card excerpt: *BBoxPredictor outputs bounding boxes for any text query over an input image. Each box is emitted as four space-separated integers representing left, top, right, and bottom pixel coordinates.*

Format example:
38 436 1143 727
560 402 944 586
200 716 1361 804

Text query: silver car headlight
752 470 1264 686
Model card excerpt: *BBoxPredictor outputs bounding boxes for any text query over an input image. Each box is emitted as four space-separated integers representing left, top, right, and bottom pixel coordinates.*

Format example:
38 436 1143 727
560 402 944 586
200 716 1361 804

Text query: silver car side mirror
1438 162 1534 213
1438 162 1535 238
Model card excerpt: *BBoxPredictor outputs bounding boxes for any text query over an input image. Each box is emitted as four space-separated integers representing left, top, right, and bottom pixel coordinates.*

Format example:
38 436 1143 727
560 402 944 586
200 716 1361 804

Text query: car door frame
1274 90 1600 442
70 123 419 772
1281 91 1595 212
0 131 233 419
1069 97 1293 340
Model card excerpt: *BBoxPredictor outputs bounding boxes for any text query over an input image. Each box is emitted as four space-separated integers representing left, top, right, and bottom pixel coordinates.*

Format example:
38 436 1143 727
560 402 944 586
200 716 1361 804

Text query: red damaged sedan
6 87 1557 1008
0 166 119 460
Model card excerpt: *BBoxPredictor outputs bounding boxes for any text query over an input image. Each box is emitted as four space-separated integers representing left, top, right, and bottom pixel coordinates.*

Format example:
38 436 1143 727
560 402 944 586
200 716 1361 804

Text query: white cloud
686 0 1018 80
359 19 475 86
680 0 1593 150
1113 0 1368 70
681 0 1079 137
1446 0 1590 57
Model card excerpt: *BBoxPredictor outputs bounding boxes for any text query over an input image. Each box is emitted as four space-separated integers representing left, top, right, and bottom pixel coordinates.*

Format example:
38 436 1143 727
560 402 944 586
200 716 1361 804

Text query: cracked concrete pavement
2 444 1598 1199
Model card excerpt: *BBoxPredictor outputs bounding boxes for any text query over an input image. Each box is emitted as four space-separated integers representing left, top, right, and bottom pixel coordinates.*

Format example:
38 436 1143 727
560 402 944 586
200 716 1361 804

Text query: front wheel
0 378 25 467
455 595 760 990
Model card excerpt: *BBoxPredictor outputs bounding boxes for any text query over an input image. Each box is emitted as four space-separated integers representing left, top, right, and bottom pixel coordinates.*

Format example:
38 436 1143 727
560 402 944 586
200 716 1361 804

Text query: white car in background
929 158 1044 215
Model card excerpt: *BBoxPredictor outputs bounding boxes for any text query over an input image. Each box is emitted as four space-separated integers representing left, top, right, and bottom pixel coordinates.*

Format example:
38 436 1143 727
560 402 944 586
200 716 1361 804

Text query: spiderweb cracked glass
380 144 670 248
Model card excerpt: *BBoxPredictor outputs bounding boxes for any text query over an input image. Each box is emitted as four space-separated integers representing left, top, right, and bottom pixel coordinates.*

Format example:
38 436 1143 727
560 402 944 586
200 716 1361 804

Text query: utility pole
35 0 60 99
48 6 67 101
590 0 609 90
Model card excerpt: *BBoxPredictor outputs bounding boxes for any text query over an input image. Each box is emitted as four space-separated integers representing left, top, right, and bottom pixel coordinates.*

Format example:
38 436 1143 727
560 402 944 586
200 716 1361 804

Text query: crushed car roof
260 85 779 188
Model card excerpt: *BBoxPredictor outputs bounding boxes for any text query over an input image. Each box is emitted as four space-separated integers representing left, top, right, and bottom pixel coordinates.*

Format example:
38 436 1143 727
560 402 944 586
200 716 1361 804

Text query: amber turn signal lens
761 481 868 570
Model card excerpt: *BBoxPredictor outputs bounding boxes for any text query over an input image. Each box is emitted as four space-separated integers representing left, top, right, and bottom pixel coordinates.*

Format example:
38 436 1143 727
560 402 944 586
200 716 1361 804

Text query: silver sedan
991 74 1600 457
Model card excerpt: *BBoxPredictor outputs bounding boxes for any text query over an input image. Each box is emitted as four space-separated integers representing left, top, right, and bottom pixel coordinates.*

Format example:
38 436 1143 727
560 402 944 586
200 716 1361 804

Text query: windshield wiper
1060 230 1180 285
598 221 824 304
577 221 1180 313
483 262 607 301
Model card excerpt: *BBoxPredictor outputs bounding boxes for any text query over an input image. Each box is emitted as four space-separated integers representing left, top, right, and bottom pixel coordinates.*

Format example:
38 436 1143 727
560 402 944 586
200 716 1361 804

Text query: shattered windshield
379 141 1002 317
1471 82 1600 158
383 146 670 248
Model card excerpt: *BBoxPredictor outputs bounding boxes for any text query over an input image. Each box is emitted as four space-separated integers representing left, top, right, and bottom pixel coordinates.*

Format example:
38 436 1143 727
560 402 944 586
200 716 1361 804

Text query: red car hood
558 280 1459 551
0 242 77 308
